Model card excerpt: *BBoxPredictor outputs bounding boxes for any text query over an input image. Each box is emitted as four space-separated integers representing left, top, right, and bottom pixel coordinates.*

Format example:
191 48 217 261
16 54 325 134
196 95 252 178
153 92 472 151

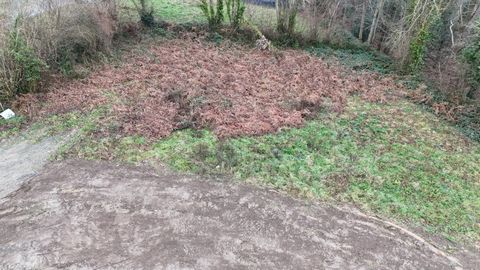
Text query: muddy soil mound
0 160 471 269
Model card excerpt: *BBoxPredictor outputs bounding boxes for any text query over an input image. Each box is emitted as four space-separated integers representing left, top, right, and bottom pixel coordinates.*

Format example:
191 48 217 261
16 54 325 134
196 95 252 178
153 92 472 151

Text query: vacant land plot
1 0 478 251
7 35 476 244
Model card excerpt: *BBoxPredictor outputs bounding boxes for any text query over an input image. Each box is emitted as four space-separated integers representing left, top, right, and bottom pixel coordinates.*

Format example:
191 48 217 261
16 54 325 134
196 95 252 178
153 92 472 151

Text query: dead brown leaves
18 38 406 138
407 84 476 122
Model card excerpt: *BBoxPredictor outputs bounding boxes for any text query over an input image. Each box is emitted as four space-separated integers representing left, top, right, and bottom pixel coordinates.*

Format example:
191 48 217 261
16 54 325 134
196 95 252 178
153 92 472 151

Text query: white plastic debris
0 109 15 120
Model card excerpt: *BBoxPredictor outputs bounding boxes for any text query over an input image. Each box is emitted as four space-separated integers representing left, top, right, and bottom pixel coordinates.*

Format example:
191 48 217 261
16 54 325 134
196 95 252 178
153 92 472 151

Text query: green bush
0 25 46 102
407 24 431 73
199 0 225 30
226 0 246 28
9 31 45 93
1 2 117 103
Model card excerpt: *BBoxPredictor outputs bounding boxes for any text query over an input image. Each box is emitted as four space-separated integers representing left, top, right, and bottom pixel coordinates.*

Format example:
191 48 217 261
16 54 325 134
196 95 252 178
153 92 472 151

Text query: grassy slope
150 98 480 242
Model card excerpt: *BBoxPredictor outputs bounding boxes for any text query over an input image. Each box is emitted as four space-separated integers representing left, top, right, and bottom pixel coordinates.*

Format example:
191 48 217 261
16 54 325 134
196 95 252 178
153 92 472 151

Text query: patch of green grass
48 107 141 161
150 98 480 243
147 0 275 27
151 0 204 24
308 45 393 74
0 112 86 142
63 134 148 162
119 0 204 24
0 106 108 147
0 115 26 140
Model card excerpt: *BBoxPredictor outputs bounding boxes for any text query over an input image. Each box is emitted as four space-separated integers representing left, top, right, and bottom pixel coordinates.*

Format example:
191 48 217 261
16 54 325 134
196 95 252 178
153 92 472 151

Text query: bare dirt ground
0 159 478 270
0 135 67 198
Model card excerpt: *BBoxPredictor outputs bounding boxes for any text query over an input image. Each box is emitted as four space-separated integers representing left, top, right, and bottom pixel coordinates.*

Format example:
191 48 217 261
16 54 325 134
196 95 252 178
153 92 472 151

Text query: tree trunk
367 0 384 44
471 0 480 18
276 0 285 32
359 0 367 40
467 0 480 29
276 0 281 22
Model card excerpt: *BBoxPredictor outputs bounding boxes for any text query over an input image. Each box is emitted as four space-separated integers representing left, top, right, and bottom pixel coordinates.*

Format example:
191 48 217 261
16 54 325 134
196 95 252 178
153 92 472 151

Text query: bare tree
367 0 384 44
359 0 368 40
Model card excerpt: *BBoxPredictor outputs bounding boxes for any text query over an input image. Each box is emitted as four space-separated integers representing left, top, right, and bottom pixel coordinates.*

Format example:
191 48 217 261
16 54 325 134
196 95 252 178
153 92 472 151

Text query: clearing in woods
0 1 479 269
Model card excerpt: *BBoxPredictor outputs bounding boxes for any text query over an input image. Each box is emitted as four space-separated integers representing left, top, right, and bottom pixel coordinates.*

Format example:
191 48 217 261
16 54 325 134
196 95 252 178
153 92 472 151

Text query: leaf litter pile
19 38 406 138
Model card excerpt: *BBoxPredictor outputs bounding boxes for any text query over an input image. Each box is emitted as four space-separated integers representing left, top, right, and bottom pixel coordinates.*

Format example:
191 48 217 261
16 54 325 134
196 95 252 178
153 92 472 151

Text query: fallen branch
450 20 455 47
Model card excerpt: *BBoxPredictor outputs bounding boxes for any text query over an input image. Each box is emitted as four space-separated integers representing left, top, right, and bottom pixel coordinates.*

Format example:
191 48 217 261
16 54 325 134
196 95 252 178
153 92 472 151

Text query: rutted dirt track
0 160 476 270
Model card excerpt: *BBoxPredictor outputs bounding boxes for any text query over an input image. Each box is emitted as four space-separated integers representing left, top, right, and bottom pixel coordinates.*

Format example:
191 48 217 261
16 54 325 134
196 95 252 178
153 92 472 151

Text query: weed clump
0 1 118 104
0 21 47 101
